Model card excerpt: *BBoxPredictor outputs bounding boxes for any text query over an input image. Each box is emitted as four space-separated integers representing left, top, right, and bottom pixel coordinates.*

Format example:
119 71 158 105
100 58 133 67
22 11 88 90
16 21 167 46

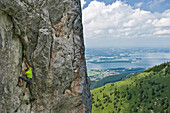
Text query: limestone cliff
0 0 91 112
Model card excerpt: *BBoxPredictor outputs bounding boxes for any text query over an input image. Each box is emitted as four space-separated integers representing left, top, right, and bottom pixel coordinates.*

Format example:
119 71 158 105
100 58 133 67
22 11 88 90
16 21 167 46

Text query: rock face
0 0 91 112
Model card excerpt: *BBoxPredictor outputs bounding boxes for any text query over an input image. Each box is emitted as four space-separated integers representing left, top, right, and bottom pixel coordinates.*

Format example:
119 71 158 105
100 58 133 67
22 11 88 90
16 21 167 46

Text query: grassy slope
91 62 170 113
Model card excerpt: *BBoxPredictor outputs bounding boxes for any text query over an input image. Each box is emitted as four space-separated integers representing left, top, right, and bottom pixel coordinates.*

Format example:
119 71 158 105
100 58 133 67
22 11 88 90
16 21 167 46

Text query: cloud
81 0 86 8
135 2 143 8
153 18 170 27
82 1 170 40
154 30 170 35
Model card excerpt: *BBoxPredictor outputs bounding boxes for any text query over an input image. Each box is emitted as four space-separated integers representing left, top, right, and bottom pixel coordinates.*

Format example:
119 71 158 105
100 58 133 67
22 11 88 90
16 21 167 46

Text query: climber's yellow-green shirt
25 68 32 79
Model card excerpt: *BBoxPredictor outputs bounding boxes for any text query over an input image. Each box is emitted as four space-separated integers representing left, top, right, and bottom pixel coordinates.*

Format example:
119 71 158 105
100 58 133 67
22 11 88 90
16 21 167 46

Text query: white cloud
153 18 170 27
123 20 136 27
135 2 143 8
154 30 170 35
81 0 86 8
82 1 170 40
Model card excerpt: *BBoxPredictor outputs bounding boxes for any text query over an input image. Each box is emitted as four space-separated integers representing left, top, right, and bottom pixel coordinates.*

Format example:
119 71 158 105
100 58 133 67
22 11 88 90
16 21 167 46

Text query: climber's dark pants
18 76 32 88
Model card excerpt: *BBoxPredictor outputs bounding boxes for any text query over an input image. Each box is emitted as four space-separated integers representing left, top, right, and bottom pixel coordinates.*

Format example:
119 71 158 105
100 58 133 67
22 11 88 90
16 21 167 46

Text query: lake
86 49 170 70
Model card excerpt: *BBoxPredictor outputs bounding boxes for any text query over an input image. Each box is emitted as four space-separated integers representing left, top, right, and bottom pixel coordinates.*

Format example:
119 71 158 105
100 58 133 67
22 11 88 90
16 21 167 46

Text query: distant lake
86 52 170 70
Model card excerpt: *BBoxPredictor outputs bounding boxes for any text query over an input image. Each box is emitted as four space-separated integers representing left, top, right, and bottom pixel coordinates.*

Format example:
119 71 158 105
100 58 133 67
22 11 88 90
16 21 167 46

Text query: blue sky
83 0 170 13
81 0 170 48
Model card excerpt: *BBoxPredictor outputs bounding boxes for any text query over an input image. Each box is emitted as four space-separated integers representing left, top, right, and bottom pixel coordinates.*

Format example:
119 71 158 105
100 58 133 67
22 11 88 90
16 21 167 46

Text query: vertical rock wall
0 0 91 113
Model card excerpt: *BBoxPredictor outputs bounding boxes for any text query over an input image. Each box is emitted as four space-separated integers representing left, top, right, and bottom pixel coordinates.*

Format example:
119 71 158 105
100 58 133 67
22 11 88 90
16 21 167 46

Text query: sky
81 0 170 48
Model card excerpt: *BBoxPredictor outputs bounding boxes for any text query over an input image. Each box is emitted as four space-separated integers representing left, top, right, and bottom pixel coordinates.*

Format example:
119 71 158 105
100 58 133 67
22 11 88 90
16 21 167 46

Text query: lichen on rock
0 0 92 112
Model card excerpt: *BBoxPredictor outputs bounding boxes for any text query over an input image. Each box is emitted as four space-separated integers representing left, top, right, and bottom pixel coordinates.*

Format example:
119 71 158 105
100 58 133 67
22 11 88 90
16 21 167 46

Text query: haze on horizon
81 0 170 48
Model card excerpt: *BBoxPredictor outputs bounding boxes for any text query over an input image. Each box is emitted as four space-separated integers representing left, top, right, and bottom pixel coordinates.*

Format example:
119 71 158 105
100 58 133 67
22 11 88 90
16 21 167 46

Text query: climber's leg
23 80 32 95
20 79 23 86
23 87 28 96
26 79 32 89
17 76 29 87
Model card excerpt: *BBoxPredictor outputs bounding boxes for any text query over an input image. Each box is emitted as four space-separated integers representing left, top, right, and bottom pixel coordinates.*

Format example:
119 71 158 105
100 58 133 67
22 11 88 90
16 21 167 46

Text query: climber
17 60 32 96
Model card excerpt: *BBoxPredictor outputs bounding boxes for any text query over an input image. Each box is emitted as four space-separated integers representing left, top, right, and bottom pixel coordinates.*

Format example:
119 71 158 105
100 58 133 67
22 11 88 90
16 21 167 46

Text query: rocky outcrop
0 0 91 112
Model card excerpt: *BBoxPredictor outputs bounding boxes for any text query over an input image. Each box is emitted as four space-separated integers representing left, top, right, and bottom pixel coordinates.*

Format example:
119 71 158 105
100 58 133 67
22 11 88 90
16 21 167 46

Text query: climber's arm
21 69 26 76
24 60 30 68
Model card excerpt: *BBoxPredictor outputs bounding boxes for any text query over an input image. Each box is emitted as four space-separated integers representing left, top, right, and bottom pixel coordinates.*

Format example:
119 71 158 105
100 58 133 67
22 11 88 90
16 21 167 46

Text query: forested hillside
91 62 170 113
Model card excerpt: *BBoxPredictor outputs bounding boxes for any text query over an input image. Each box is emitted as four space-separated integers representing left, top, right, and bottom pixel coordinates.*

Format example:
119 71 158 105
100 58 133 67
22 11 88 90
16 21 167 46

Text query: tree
152 89 155 96
110 92 113 95
148 104 153 110
118 108 121 112
97 97 100 102
140 89 144 94
127 93 132 100
164 101 169 109
161 99 165 106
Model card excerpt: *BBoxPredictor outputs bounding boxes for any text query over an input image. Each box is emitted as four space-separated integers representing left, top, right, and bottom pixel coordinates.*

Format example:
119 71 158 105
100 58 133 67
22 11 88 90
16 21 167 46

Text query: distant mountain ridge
90 72 138 90
91 62 170 113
